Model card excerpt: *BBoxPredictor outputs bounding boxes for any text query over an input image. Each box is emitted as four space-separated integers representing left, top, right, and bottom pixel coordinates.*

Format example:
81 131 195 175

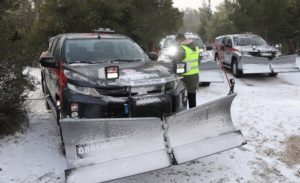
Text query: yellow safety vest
181 45 200 76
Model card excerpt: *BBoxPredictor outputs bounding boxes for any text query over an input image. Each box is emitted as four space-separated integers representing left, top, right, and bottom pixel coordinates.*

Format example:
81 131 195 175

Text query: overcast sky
173 0 223 11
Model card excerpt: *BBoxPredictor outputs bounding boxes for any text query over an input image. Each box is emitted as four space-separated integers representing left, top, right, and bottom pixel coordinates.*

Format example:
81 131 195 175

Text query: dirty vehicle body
158 33 224 86
40 29 245 183
213 34 299 78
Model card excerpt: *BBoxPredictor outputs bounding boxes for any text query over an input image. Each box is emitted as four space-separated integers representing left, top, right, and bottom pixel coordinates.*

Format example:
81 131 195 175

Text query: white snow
1 58 300 182
0 68 66 183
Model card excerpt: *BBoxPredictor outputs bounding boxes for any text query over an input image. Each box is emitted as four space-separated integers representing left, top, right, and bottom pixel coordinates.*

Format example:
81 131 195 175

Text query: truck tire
232 59 243 78
42 80 51 110
56 106 61 126
57 110 65 155
214 53 219 61
59 125 66 155
268 72 278 77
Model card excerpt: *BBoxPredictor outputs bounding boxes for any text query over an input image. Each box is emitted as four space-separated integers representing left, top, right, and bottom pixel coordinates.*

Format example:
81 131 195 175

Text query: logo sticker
76 138 126 159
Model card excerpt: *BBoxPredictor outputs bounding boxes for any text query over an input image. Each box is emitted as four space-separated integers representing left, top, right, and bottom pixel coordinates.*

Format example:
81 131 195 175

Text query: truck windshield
164 37 204 49
233 36 267 46
64 39 147 64
191 38 205 49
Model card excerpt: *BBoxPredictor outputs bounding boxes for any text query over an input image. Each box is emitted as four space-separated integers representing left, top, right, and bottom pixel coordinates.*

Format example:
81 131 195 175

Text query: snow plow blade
240 56 271 74
271 54 300 73
165 93 245 164
60 118 171 183
199 61 224 83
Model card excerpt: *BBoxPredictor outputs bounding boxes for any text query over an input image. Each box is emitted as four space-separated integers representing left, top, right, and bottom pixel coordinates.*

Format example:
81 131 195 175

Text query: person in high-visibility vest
174 34 200 108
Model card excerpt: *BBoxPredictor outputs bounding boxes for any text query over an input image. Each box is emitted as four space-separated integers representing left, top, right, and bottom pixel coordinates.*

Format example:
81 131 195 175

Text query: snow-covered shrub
0 61 34 136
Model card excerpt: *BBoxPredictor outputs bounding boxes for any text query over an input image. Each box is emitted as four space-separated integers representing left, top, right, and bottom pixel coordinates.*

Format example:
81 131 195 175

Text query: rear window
191 38 204 49
64 38 147 63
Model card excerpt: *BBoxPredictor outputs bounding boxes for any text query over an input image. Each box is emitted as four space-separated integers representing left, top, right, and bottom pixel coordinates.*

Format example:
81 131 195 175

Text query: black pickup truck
40 29 245 183
40 29 187 122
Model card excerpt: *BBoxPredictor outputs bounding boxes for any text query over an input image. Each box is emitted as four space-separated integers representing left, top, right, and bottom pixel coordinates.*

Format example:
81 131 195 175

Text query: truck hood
63 61 175 87
235 44 277 53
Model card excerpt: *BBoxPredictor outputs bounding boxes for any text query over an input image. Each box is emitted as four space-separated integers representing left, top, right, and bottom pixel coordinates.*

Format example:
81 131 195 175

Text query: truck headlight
67 83 101 97
64 70 88 81
166 46 178 56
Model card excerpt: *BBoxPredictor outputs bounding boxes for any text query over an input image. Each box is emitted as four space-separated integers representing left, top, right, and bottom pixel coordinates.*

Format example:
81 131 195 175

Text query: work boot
187 92 196 108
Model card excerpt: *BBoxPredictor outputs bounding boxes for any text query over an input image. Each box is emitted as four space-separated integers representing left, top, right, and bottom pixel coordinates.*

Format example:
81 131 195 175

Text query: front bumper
62 88 186 118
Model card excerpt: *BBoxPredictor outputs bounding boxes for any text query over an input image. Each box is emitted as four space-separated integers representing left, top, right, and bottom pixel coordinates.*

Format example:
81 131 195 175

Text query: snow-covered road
1 62 300 183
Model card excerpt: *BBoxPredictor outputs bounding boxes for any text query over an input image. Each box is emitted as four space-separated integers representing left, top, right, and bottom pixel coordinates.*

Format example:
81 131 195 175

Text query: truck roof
49 33 128 41
224 33 259 38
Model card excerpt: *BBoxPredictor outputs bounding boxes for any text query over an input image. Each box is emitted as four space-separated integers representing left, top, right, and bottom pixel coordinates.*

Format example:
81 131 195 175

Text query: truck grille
248 51 276 59
97 82 174 97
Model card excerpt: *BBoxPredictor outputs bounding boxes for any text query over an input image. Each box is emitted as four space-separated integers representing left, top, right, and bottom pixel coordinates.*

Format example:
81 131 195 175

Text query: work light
105 66 119 79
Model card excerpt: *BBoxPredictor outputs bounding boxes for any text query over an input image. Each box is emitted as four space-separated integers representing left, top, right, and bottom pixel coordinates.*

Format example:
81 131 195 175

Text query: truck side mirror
148 52 158 61
206 45 213 51
40 55 57 68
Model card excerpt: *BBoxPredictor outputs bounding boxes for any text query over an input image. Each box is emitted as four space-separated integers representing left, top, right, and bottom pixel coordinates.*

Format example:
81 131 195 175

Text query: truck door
45 38 60 101
224 37 234 66
44 38 56 100
51 38 61 101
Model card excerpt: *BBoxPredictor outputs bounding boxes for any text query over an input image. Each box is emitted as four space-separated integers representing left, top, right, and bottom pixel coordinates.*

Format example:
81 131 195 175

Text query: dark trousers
187 92 196 108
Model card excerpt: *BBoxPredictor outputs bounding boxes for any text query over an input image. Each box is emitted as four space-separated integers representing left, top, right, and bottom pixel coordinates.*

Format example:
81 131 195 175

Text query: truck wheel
57 111 65 155
232 60 243 78
42 80 51 110
199 82 211 87
269 72 278 77
214 53 219 61
59 124 66 155
56 108 61 126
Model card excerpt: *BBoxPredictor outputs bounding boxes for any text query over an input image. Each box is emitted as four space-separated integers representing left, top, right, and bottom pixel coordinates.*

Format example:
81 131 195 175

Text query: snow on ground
1 60 300 183
0 68 65 183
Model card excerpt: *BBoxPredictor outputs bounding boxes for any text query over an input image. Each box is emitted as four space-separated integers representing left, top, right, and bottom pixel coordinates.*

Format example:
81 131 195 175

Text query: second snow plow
240 54 299 74
215 33 300 77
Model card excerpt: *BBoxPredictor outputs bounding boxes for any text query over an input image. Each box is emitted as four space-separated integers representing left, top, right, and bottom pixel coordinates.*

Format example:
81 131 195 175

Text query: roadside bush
0 62 33 136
